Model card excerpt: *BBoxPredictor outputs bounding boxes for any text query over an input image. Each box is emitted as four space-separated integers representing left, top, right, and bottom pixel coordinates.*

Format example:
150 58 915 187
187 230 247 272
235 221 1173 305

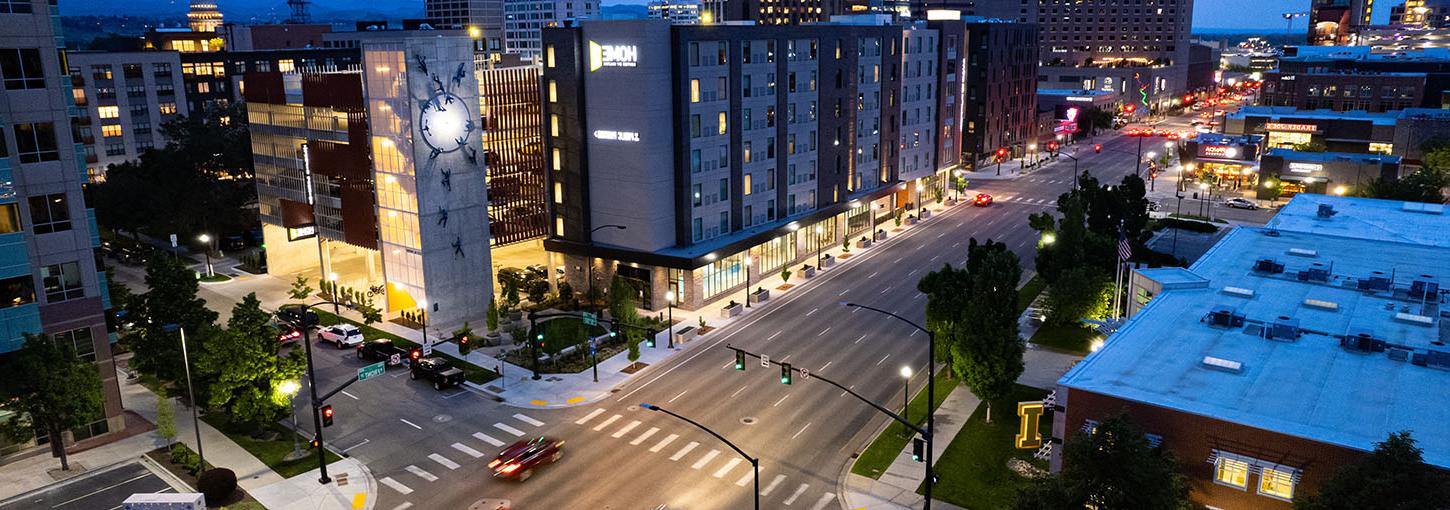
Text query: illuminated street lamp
279 379 304 460
814 225 825 267
899 366 913 423
1041 232 1056 245
742 255 754 308
665 290 676 349
197 234 214 277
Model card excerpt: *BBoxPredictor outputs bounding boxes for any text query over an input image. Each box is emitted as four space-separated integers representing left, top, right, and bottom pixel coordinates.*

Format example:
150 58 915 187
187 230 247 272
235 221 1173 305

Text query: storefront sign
287 224 317 241
1265 122 1317 133
593 129 640 142
1201 145 1240 159
1288 162 1323 173
589 41 638 71
1015 401 1045 449
1066 96 1094 102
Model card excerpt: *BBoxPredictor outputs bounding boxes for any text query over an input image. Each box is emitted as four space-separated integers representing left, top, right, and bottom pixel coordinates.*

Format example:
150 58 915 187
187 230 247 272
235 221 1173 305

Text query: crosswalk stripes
691 449 720 470
575 408 605 425
649 434 678 453
494 423 526 436
808 493 837 510
735 470 753 487
514 413 545 426
405 465 438 482
669 441 699 461
782 483 809 505
390 503 414 510
611 420 641 438
451 442 484 459
760 474 786 496
713 458 741 478
473 431 505 447
428 453 461 470
380 477 413 495
593 414 622 431
629 427 659 445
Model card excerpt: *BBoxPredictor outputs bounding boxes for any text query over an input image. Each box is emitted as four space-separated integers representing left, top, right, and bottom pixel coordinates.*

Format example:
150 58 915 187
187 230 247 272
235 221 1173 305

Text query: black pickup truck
357 339 414 367
410 357 465 390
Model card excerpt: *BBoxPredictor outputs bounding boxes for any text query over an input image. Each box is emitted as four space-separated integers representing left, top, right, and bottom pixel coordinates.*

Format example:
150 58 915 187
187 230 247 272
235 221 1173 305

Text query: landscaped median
923 384 1054 509
314 310 499 385
849 372 958 479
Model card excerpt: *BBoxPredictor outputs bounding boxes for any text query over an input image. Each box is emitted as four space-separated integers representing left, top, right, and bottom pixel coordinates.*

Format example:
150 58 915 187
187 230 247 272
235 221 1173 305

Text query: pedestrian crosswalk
381 411 548 497
573 407 837 507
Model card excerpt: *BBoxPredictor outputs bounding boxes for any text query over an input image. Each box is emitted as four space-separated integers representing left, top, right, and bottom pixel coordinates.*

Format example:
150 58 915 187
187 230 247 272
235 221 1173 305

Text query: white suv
318 324 364 348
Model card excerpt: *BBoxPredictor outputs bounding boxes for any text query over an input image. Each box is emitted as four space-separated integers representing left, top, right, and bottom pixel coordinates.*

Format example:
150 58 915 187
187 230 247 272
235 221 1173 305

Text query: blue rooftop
1265 148 1401 165
1060 194 1450 467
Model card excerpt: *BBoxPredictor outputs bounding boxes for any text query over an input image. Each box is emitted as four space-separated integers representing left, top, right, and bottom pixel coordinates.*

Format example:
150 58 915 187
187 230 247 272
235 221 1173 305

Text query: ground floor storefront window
700 252 746 301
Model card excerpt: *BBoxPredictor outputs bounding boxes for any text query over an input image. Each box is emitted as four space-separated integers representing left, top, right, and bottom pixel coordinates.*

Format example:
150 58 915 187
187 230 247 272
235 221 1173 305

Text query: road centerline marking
668 390 688 403
817 327 830 337
730 385 748 398
768 330 782 340
792 422 812 440
773 394 790 407
876 354 890 366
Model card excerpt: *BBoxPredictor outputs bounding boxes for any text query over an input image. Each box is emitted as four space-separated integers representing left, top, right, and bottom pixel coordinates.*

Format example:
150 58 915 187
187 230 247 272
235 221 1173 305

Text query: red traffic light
321 404 334 427
1047 141 1058 151
1093 144 1102 153
459 336 469 345
995 147 1007 158
410 348 422 360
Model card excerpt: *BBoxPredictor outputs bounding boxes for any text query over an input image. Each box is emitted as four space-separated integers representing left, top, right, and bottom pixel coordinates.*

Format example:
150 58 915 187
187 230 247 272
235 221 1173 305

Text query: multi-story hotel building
648 0 705 24
67 51 188 181
702 0 848 25
504 0 600 62
962 17 1037 166
0 0 122 453
540 17 966 311
426 0 507 52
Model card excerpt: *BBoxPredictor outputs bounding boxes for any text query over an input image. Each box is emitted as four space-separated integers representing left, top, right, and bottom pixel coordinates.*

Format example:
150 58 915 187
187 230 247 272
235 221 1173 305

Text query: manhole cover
434 414 453 423
740 417 758 425
626 405 639 412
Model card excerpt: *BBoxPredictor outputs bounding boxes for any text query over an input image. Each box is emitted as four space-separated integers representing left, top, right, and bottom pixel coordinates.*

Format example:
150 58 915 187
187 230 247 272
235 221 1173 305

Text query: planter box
944 198 956 206
874 230 888 242
921 210 932 219
821 256 836 268
802 266 816 278
721 303 743 318
856 238 873 249
675 326 696 344
749 289 770 304
906 216 919 225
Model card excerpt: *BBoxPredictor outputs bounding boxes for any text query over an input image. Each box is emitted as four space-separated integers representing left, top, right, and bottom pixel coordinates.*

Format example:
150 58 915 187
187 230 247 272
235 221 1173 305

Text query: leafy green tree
155 395 176 447
1356 167 1448 204
1015 414 1191 510
1294 432 1450 510
0 335 105 471
486 298 500 333
1042 266 1113 326
195 294 303 429
608 276 644 362
1290 142 1328 152
917 263 972 376
955 239 1024 422
130 254 218 384
288 275 313 301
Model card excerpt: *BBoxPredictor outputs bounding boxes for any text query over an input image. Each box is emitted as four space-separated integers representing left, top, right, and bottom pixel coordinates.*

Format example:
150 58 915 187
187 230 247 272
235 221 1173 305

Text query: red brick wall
1061 388 1371 510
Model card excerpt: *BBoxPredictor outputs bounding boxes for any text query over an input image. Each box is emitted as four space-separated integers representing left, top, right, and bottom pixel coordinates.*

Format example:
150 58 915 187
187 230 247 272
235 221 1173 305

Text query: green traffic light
780 363 792 385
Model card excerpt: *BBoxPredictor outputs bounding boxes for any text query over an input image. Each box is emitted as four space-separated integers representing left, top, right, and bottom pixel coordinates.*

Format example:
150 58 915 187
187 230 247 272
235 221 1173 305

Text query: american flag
1117 226 1132 261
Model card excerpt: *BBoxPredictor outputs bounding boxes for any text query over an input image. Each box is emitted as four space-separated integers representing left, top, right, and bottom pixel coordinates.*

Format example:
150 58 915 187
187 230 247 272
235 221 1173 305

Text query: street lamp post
197 234 214 277
814 225 824 268
1134 133 1145 176
1199 183 1210 218
841 302 935 510
279 380 303 461
641 403 759 510
1173 193 1185 257
742 255 753 308
587 224 627 310
665 290 675 349
1145 151 1159 192
899 366 913 424
163 325 206 470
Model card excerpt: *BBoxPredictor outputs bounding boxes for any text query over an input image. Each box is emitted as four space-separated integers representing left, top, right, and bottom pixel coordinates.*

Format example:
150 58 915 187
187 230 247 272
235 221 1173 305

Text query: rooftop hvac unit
1357 274 1393 292
1253 258 1285 274
1208 306 1246 328
1267 316 1300 341
1316 203 1338 218
1340 330 1386 353
1428 350 1450 370
1297 267 1330 283
1410 277 1439 300
1387 347 1411 362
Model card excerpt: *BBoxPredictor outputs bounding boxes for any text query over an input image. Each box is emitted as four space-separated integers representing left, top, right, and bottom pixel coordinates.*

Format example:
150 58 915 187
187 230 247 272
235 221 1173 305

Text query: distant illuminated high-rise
188 0 224 32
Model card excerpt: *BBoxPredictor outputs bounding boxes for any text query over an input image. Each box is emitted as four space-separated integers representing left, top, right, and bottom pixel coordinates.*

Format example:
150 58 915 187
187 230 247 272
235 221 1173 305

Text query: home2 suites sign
589 41 638 71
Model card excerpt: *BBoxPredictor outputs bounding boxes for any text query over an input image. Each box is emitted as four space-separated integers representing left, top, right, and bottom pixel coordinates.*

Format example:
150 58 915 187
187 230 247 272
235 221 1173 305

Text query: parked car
410 357 465 390
973 193 993 207
269 320 303 345
357 339 413 366
318 324 365 348
276 304 319 328
1224 198 1259 210
488 437 565 482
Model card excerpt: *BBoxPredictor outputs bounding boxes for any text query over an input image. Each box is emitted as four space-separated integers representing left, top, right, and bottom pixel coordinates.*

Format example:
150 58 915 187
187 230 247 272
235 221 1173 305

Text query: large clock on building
419 90 475 154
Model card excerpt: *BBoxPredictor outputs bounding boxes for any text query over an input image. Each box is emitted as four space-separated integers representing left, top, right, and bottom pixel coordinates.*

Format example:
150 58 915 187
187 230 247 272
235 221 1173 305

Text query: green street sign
582 312 598 327
358 362 386 382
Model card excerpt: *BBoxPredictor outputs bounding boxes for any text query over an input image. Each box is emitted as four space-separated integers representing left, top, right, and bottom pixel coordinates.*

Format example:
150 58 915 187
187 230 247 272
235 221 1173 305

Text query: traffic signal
734 350 746 370
780 363 792 385
912 438 925 462
536 332 544 349
321 405 334 427
410 347 422 361
1093 144 1102 154
995 147 1007 160
1124 104 1136 113
310 439 321 449
645 330 656 348
1047 141 1058 152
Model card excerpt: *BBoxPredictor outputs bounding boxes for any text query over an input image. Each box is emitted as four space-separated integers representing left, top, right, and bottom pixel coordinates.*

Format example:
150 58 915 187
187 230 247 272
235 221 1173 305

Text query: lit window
1368 142 1392 154
548 80 557 103
553 182 563 204
97 106 119 119
718 111 727 135
690 79 700 103
550 114 560 136
278 59 295 73
159 103 177 115
546 46 556 68
101 124 122 138
1214 456 1249 490
743 173 752 195
555 217 564 235
552 148 561 171
1258 466 1296 500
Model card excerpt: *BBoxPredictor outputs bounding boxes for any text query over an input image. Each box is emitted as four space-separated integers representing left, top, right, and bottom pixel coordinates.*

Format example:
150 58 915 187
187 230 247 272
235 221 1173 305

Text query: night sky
65 0 1382 31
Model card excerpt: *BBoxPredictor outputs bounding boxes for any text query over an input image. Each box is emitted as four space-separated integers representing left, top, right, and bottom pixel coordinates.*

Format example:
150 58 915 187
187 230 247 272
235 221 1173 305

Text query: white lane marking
792 422 812 440
876 354 890 366
820 361 832 371
855 334 867 344
768 330 782 340
817 327 831 337
908 269 918 276
735 470 753 487
340 390 359 400
391 502 414 510
868 271 879 279
879 286 891 294
513 414 545 427
952 242 961 248
379 477 413 495
760 474 787 496
670 441 699 461
806 307 818 316
630 427 659 445
929 254 940 262
840 384 856 398
405 465 437 482
714 458 742 478
593 414 622 431
773 394 790 407
494 423 526 437
399 419 423 430
783 483 810 505
650 434 679 453
575 408 606 425
611 420 641 438
910 329 919 336
809 494 838 510
692 449 721 470
428 453 461 470
838 289 848 296
668 390 688 403
451 442 484 458
731 385 748 398
341 438 370 453
473 432 505 447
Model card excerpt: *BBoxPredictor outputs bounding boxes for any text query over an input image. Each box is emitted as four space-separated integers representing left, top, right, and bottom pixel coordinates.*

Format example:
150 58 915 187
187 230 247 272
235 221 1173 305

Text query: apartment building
67 51 188 181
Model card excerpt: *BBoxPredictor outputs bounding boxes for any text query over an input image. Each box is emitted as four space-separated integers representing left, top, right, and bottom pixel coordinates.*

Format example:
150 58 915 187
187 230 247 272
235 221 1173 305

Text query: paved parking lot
0 461 175 510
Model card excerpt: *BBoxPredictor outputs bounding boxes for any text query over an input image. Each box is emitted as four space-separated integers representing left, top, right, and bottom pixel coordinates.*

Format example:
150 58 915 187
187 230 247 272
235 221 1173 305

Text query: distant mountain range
601 4 648 20
58 0 420 24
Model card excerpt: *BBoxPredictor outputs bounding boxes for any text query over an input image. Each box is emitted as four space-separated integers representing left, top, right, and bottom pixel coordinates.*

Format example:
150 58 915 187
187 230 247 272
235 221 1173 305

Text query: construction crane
1283 11 1308 35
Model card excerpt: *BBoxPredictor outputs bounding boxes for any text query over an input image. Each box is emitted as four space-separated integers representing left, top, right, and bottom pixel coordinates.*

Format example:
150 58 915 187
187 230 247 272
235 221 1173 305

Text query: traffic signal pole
298 322 331 484
641 403 758 510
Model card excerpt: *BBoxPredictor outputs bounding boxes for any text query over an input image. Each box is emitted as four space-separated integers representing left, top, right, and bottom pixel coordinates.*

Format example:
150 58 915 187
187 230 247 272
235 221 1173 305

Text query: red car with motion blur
489 437 565 482
973 193 993 207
